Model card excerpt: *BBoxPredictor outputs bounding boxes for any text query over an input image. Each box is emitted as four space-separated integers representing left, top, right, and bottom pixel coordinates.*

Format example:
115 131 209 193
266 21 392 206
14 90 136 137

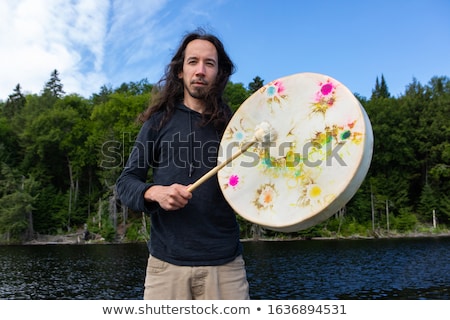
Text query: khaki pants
143 255 250 300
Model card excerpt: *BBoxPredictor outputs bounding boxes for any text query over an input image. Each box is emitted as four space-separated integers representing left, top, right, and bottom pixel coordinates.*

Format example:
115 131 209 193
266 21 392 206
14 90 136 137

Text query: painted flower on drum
222 174 240 189
229 175 239 187
307 184 322 198
312 79 337 115
234 131 244 140
260 80 287 107
223 125 246 141
270 80 285 95
320 82 334 95
253 183 277 210
310 122 362 147
298 182 323 207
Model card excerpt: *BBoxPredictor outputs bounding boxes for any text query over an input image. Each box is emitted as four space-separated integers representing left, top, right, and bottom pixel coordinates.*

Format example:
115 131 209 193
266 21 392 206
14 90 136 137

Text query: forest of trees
0 70 449 244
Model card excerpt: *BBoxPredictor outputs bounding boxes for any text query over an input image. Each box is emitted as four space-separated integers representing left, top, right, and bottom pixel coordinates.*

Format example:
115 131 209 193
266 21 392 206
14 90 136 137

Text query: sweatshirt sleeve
116 120 160 214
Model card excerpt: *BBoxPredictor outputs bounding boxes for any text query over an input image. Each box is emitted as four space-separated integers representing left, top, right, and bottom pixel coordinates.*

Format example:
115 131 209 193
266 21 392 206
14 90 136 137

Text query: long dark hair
139 29 235 132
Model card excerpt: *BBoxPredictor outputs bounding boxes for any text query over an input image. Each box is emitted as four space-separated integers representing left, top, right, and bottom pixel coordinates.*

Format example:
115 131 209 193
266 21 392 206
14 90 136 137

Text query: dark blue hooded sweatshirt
116 104 242 266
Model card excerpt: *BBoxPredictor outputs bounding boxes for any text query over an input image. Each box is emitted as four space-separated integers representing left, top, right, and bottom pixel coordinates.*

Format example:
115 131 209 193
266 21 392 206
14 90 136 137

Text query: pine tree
248 76 264 93
4 84 26 118
371 74 391 99
379 74 390 98
43 69 65 98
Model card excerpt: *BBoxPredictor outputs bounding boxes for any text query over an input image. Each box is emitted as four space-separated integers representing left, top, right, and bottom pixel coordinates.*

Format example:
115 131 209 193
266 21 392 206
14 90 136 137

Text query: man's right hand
144 184 192 211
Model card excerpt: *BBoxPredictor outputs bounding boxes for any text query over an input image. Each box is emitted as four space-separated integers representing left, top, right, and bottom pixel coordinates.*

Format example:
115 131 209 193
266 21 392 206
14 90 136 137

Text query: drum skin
217 72 374 232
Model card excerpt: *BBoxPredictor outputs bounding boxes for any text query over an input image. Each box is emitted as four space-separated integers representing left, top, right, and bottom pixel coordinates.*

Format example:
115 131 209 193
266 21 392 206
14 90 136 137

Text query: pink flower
229 175 239 187
274 81 285 94
321 83 333 95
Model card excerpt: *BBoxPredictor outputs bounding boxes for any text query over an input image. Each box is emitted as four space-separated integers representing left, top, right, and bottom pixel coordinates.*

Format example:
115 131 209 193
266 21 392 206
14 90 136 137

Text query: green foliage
0 163 39 242
113 79 153 96
3 84 26 119
418 184 438 221
100 219 116 242
391 208 418 232
125 214 150 242
0 116 21 165
342 218 371 236
224 82 251 112
295 225 324 239
32 186 68 233
86 200 116 242
434 193 450 226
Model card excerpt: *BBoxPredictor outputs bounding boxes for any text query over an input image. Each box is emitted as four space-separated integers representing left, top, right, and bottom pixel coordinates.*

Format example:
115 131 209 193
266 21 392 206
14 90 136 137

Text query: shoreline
241 231 450 242
9 229 450 246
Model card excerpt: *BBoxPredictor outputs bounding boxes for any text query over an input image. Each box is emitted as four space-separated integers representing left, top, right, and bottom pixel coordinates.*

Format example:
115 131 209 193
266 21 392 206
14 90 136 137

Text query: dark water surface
0 237 449 299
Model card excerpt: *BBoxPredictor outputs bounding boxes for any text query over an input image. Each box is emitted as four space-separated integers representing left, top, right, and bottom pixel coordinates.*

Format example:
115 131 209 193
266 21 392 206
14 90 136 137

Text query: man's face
179 39 219 103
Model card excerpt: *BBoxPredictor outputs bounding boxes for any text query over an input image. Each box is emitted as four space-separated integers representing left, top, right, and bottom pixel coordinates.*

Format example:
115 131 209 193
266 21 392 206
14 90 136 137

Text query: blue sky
1 0 449 101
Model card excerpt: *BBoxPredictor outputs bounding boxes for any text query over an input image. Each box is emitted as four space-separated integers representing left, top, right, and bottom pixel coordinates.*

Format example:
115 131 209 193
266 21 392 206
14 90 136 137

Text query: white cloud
103 0 172 84
0 0 109 100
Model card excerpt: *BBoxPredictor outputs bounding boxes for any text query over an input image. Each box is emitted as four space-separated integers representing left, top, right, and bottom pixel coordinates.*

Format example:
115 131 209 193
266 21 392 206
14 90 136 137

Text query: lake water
0 237 449 300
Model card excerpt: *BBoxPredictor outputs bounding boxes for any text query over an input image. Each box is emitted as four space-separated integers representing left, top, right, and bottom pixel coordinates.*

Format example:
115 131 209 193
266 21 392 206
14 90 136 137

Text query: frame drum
217 72 373 232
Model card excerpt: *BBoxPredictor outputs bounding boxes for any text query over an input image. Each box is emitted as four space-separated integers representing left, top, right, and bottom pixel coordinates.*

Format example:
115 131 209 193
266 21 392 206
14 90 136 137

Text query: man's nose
195 63 206 75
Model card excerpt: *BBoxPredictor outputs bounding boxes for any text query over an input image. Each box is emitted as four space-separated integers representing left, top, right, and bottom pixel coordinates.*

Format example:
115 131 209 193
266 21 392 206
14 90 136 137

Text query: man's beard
186 86 208 99
186 79 210 100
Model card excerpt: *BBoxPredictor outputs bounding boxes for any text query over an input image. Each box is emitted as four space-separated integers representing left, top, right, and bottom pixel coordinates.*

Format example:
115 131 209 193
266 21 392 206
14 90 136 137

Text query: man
116 29 250 300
